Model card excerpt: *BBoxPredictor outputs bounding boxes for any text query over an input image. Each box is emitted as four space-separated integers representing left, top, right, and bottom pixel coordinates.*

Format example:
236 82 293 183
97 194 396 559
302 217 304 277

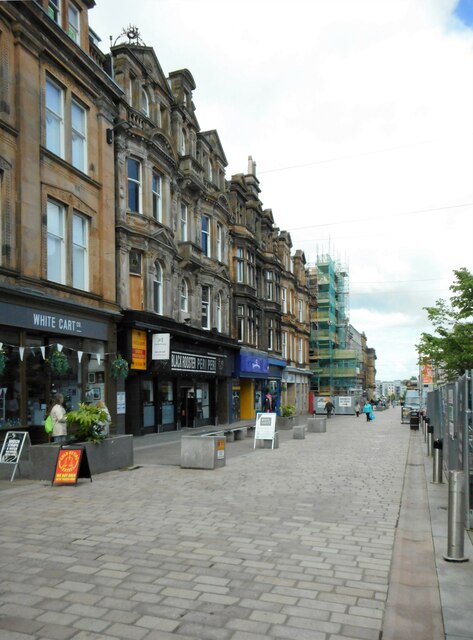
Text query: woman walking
362 400 373 422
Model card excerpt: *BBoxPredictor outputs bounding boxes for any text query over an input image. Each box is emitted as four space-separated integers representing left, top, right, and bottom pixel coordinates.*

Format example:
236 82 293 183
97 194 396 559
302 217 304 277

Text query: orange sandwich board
52 445 92 486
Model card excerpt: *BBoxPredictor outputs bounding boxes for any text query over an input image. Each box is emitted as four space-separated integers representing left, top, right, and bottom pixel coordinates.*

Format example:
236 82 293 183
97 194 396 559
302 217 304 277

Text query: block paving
0 411 420 639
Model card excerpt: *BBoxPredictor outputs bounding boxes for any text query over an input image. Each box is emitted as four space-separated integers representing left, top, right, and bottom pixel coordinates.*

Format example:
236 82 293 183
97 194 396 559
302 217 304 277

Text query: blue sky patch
454 0 473 27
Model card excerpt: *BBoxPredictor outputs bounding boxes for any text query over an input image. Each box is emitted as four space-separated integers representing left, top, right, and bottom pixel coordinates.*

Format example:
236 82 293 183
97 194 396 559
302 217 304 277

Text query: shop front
0 298 118 444
237 349 287 420
282 367 311 415
119 313 238 435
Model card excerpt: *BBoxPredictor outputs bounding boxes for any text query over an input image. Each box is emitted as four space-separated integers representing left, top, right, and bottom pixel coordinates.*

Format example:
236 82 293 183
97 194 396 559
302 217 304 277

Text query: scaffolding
307 254 357 397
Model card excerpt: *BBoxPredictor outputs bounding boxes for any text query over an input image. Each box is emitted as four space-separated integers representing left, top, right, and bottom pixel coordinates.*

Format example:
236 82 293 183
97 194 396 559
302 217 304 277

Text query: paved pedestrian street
1 412 415 639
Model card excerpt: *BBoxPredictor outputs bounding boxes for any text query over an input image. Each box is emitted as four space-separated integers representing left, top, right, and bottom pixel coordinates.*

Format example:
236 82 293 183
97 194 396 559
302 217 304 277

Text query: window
68 3 80 43
47 199 89 290
282 331 288 359
180 128 186 155
47 200 65 284
268 318 274 351
248 307 255 345
202 286 210 329
216 224 222 262
237 304 244 342
127 158 141 213
201 215 210 257
72 213 88 290
153 262 163 314
298 300 303 322
281 287 287 313
141 87 149 117
45 77 88 173
46 78 64 158
180 203 187 241
208 158 213 183
152 171 162 221
247 251 255 287
265 270 273 300
129 250 141 275
180 279 188 313
216 292 222 332
48 0 61 23
236 247 244 282
298 338 303 364
71 99 87 172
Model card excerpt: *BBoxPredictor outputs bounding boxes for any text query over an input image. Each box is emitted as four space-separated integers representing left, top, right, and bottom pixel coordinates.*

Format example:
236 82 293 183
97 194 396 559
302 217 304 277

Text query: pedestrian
324 399 334 419
355 402 361 417
95 400 111 436
264 392 273 413
363 400 373 422
50 393 67 443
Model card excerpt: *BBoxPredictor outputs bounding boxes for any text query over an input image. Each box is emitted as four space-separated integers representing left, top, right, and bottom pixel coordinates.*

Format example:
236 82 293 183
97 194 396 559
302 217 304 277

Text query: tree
417 268 473 379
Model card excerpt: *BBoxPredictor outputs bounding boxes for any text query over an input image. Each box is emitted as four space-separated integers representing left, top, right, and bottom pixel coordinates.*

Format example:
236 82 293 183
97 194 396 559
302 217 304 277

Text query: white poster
152 333 170 360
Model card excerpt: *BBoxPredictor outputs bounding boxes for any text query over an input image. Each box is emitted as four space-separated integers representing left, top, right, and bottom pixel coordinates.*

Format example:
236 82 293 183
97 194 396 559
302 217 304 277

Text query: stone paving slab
0 409 451 639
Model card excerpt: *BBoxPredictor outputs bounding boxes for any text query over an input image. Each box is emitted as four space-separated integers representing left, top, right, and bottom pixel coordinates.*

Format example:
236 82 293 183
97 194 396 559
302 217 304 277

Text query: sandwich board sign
0 431 30 481
52 445 92 486
254 412 277 449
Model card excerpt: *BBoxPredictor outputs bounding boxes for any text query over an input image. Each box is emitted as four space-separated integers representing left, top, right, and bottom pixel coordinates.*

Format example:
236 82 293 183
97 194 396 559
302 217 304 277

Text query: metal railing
426 371 472 529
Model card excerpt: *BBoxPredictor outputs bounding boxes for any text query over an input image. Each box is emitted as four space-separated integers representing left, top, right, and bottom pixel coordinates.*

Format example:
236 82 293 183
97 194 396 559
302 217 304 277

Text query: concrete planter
28 435 134 481
276 416 294 430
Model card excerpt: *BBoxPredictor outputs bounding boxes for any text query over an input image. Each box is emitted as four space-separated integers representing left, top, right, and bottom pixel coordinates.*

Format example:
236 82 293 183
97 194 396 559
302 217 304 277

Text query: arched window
153 262 163 314
180 279 188 314
141 87 149 117
216 292 222 332
180 128 186 155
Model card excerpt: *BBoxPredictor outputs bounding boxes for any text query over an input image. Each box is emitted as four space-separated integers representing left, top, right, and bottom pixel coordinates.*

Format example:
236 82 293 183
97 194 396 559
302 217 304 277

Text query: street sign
0 431 30 481
52 445 92 486
254 413 277 449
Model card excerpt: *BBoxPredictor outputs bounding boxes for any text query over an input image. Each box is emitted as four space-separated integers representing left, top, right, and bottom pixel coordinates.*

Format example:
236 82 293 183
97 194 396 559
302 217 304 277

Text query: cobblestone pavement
0 410 411 639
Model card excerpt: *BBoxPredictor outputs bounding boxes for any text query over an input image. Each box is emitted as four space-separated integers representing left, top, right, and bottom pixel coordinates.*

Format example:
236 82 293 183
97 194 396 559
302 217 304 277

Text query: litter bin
409 410 420 431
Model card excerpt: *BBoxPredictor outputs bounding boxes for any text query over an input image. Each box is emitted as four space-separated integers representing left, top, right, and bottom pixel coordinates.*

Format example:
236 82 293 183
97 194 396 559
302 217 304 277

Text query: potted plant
66 402 109 444
0 348 6 376
47 349 69 376
277 404 296 429
110 354 129 380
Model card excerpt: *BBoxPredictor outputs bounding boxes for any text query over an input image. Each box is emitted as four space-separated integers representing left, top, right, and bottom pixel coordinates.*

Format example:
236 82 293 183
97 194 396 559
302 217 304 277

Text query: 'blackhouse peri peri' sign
171 351 217 373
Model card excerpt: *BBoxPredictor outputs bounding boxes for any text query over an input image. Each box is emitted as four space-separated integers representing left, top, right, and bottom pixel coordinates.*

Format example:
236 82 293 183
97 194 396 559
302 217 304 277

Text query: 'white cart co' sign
254 413 277 449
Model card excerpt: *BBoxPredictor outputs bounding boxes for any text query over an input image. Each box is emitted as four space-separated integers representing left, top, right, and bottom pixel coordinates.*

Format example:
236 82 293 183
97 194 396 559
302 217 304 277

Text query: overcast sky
90 0 473 381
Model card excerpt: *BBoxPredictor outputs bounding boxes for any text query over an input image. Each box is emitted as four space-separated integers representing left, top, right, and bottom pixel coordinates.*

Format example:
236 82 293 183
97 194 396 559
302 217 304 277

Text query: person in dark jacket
324 400 334 419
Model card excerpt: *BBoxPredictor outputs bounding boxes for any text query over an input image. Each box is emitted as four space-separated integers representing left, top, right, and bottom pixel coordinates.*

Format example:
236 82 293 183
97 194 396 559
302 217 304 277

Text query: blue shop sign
240 354 269 374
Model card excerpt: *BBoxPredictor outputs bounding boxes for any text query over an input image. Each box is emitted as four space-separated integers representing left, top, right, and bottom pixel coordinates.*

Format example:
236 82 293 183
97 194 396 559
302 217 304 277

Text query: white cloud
91 0 473 380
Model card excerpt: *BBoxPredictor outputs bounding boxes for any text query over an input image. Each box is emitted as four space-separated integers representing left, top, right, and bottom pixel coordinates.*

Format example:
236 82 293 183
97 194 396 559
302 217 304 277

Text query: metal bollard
424 416 429 442
427 424 433 456
444 470 469 562
432 439 443 484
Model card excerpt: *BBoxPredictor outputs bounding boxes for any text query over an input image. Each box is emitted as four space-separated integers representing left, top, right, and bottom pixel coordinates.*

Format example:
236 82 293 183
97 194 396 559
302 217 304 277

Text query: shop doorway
179 386 195 428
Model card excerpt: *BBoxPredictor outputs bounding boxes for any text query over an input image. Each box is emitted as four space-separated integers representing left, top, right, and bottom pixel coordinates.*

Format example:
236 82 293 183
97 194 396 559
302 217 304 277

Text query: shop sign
131 329 147 370
52 446 92 485
0 301 108 339
116 391 126 415
152 333 170 360
0 431 30 482
240 354 268 374
171 351 216 373
254 413 277 449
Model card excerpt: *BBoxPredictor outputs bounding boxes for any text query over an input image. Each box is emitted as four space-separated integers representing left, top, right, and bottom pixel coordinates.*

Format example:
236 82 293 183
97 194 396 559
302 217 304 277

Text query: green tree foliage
417 268 473 379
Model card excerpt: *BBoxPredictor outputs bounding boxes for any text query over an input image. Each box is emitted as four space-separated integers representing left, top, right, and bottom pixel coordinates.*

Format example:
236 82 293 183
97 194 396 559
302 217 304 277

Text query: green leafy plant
0 349 6 376
66 403 109 443
47 349 69 376
280 404 296 417
110 354 129 380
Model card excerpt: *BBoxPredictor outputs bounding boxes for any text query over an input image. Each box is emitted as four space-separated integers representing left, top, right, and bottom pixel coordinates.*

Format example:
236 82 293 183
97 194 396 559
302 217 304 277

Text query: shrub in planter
280 404 296 417
66 403 109 444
